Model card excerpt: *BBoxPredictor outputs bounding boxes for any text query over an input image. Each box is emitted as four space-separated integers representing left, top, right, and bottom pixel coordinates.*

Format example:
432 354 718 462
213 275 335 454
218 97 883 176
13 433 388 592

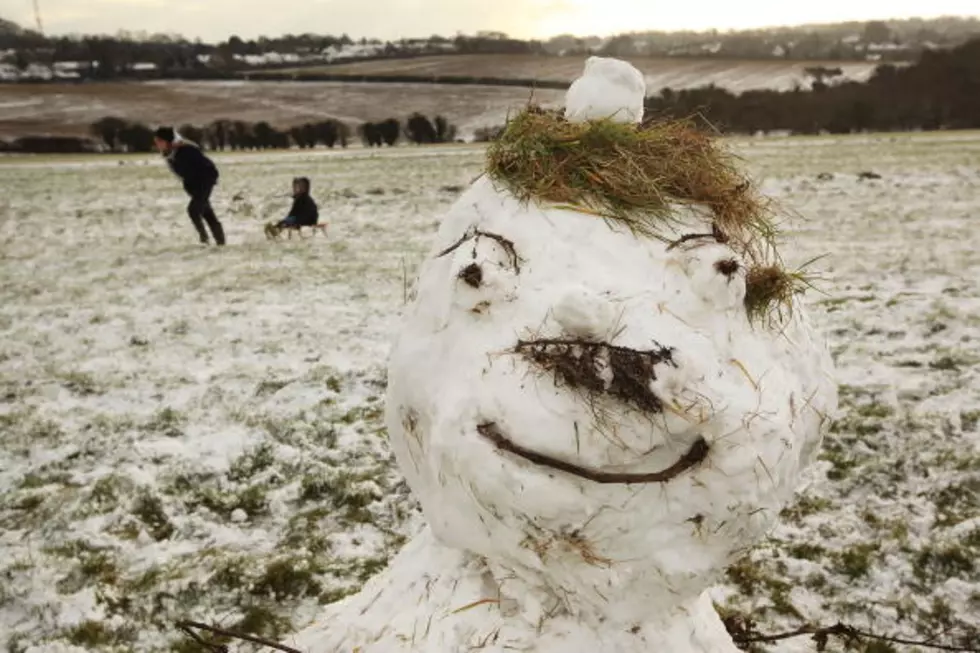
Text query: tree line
0 113 461 153
642 36 980 134
2 36 976 153
470 36 979 138
4 15 979 81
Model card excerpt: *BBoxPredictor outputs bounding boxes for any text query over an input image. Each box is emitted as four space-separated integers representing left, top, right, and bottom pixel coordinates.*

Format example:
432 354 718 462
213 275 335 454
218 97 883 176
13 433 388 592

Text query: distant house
53 61 84 72
237 52 302 66
322 43 387 62
23 63 52 80
52 61 83 79
867 42 905 52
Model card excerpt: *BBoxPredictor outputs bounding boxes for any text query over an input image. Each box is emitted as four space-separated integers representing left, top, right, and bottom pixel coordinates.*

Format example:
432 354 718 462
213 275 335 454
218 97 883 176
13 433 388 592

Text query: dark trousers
186 185 225 245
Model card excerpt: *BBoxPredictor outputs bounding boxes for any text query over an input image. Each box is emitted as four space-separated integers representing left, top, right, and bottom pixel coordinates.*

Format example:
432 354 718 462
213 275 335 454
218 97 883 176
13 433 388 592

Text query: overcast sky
6 0 979 41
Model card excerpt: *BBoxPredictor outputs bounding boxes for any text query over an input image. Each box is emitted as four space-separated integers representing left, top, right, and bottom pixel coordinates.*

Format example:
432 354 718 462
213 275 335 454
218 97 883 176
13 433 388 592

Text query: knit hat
154 126 176 142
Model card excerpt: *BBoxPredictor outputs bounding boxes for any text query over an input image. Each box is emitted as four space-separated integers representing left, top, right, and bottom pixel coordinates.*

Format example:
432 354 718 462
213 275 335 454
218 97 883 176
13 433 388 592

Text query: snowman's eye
458 263 483 288
714 259 740 278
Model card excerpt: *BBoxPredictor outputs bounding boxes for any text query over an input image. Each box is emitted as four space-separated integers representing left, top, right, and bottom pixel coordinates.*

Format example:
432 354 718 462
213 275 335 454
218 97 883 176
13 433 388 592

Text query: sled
264 222 328 241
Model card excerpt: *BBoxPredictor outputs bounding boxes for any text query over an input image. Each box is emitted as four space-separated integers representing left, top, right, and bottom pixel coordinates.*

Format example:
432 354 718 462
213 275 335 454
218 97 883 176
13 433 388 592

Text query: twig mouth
477 421 708 485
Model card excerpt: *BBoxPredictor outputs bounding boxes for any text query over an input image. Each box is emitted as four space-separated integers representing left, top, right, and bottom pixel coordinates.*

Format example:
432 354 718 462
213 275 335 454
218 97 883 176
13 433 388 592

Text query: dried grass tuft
485 107 820 324
486 108 773 247
744 263 820 325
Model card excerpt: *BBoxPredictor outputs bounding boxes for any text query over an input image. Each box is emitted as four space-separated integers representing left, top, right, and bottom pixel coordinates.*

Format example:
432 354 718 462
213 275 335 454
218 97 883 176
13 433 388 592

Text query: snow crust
295 58 838 652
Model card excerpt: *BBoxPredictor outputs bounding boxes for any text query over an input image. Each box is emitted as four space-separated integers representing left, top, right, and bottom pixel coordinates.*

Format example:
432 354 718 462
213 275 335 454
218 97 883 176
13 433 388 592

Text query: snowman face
386 177 835 609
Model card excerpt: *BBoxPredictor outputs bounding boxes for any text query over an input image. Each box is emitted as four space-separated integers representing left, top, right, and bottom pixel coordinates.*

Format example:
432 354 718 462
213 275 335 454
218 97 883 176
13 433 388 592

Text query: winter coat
288 193 319 226
166 141 219 196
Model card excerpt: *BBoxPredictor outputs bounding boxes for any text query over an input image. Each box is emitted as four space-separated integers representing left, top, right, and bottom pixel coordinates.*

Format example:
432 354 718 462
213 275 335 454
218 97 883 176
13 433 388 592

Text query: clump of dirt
514 338 675 414
458 263 483 288
715 258 740 279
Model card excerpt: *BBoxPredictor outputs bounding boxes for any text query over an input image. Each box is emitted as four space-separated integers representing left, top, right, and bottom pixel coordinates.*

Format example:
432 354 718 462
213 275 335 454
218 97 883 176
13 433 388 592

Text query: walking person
153 126 226 246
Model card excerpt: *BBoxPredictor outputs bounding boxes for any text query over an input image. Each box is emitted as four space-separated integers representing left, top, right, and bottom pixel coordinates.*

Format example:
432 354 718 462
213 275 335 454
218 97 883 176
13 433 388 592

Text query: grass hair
485 106 819 324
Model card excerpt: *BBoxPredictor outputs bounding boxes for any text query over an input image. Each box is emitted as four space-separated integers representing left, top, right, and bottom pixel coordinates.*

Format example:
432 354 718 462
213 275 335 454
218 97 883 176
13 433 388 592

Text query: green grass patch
913 545 975 585
228 442 277 482
132 490 176 541
144 407 186 438
833 543 879 579
58 370 104 396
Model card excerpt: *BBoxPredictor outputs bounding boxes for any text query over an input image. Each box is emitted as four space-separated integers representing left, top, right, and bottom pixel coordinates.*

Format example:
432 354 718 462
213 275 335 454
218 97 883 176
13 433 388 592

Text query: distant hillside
1 35 976 149
0 14 978 83
613 16 980 59
259 54 881 93
0 80 565 140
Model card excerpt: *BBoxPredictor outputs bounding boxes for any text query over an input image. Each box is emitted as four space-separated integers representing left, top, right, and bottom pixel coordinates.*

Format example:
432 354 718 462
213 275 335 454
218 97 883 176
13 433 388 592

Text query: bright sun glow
532 0 980 37
12 0 980 41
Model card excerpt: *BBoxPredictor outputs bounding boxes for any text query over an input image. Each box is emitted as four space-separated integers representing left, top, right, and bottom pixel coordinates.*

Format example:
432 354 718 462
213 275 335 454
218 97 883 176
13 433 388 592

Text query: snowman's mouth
477 338 707 484
477 421 708 484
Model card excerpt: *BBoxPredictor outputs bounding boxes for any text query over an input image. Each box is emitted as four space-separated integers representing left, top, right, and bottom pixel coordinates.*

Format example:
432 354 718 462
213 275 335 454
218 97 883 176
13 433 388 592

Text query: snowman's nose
552 286 617 340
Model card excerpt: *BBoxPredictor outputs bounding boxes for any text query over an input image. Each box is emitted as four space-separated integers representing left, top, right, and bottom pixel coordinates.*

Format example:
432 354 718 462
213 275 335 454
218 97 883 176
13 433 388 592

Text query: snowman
295 57 837 653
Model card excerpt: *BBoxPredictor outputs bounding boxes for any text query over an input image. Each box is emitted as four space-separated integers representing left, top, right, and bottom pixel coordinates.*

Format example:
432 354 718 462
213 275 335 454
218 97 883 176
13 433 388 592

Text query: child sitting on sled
265 177 320 239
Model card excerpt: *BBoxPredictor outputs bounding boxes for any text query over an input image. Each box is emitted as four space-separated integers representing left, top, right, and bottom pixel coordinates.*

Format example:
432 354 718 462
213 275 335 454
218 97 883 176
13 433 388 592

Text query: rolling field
0 53 882 141
0 133 978 652
0 81 565 140
268 53 881 92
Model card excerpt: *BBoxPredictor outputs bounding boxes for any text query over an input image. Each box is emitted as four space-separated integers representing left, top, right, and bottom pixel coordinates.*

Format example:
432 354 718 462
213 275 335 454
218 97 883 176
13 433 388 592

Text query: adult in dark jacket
277 177 319 229
153 126 226 246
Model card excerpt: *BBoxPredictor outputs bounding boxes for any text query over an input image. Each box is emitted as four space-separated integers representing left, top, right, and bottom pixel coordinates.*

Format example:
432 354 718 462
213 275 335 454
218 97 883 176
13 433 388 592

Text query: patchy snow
1 131 978 650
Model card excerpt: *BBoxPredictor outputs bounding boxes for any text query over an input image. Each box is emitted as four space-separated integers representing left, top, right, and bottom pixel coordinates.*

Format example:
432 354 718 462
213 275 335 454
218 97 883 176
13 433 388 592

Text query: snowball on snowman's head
565 56 647 124
385 58 836 620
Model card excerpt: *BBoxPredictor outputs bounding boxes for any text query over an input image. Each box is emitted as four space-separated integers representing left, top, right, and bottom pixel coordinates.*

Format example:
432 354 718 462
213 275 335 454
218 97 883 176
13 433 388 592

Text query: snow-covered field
269 54 881 92
1 133 978 652
0 82 565 141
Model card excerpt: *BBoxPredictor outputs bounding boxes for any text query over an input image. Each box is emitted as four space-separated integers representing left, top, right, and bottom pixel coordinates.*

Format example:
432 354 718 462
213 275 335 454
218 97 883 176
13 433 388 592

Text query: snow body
294 58 837 653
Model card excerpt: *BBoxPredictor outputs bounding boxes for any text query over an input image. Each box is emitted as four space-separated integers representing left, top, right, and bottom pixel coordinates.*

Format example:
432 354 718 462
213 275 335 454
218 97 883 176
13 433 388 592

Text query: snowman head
385 59 836 622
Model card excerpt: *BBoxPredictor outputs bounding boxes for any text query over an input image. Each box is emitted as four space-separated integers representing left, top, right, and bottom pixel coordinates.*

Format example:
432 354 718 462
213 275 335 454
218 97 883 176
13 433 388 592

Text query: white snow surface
295 60 837 652
2 125 979 651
